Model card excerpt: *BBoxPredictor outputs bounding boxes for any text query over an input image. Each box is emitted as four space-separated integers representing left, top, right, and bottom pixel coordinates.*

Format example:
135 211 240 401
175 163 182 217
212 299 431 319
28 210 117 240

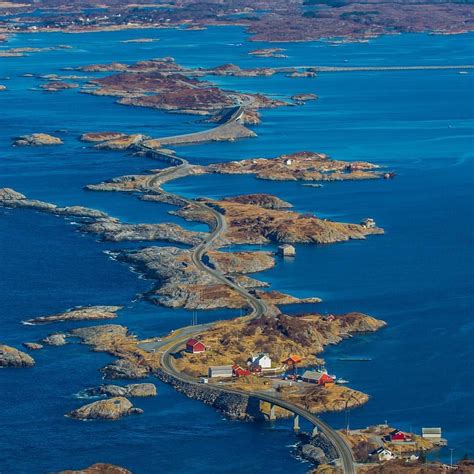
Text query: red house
389 430 409 442
232 364 251 377
318 373 335 386
284 355 302 366
186 338 206 354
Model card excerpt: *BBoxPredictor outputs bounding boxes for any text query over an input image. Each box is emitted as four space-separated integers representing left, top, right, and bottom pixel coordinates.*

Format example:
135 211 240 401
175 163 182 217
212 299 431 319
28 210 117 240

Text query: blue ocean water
0 27 473 472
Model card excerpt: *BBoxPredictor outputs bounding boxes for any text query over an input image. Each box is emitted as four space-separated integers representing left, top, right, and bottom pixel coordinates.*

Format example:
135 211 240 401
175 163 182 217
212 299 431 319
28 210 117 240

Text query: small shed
186 338 206 354
251 353 272 369
208 365 233 378
278 244 296 257
422 427 442 440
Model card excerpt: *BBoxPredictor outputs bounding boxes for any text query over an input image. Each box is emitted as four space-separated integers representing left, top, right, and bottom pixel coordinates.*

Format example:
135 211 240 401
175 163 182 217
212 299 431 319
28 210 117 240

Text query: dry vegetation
174 311 385 376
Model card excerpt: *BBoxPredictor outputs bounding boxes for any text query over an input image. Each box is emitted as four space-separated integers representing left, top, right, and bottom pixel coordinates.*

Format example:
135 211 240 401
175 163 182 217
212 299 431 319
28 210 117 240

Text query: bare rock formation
25 306 122 324
0 344 35 368
66 397 143 420
13 133 63 146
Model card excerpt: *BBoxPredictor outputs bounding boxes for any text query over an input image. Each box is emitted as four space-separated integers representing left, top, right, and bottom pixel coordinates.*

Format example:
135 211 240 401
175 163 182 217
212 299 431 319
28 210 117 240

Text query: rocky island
12 133 63 146
0 344 35 368
25 306 122 324
67 397 143 421
195 151 387 182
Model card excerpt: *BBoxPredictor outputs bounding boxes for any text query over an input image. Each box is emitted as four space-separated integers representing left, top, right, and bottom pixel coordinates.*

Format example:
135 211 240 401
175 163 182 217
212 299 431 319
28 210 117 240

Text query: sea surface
0 26 473 473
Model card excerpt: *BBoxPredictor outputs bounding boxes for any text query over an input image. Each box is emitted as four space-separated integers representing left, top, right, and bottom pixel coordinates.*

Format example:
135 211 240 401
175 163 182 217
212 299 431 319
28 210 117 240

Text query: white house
251 353 272 369
370 447 394 462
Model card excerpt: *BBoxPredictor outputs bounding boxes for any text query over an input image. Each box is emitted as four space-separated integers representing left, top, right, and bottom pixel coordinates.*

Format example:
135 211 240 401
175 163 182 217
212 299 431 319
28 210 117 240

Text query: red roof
232 364 251 377
319 373 334 385
390 431 408 441
186 339 206 352
285 355 302 364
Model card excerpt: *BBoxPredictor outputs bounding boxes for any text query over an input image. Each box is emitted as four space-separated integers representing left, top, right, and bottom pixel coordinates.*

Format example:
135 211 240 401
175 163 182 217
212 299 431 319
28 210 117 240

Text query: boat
302 183 323 188
335 378 349 384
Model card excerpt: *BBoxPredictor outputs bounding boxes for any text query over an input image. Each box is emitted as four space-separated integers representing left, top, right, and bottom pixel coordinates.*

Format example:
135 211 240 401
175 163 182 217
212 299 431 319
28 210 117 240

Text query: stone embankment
155 369 258 420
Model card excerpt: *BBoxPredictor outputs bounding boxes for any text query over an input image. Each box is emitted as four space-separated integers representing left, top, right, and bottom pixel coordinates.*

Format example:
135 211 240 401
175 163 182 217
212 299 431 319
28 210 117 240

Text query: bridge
274 64 474 73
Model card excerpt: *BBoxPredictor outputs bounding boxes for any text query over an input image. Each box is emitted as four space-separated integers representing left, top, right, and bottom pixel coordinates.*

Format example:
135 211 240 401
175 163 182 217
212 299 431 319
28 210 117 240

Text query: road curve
136 109 355 473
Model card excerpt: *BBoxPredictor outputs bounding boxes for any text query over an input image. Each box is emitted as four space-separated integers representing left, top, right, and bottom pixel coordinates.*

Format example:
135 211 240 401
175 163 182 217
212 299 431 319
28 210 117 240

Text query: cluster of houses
369 427 444 462
186 340 340 388
185 340 309 381
208 352 274 379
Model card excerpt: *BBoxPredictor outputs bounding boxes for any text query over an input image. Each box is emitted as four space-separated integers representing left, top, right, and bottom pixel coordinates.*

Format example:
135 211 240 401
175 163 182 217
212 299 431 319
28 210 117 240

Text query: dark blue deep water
0 26 473 472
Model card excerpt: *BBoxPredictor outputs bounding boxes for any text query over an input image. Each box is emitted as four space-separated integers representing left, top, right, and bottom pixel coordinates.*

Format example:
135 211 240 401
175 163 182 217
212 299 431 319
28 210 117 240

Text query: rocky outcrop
222 194 292 209
12 133 63 146
83 383 157 398
59 463 131 474
207 250 275 274
0 344 35 368
40 81 78 92
66 397 143 420
42 333 68 346
81 219 204 245
80 132 126 142
25 306 122 324
296 432 338 466
22 342 44 351
0 188 107 219
0 188 203 246
292 93 318 104
249 48 287 58
116 246 248 310
100 359 150 380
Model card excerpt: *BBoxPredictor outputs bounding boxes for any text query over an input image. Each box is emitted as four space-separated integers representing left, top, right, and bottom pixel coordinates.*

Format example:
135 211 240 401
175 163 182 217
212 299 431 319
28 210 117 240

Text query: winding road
136 108 355 473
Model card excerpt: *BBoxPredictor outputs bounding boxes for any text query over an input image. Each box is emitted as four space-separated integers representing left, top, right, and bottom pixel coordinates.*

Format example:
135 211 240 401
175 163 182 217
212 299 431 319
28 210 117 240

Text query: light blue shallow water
0 26 473 472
